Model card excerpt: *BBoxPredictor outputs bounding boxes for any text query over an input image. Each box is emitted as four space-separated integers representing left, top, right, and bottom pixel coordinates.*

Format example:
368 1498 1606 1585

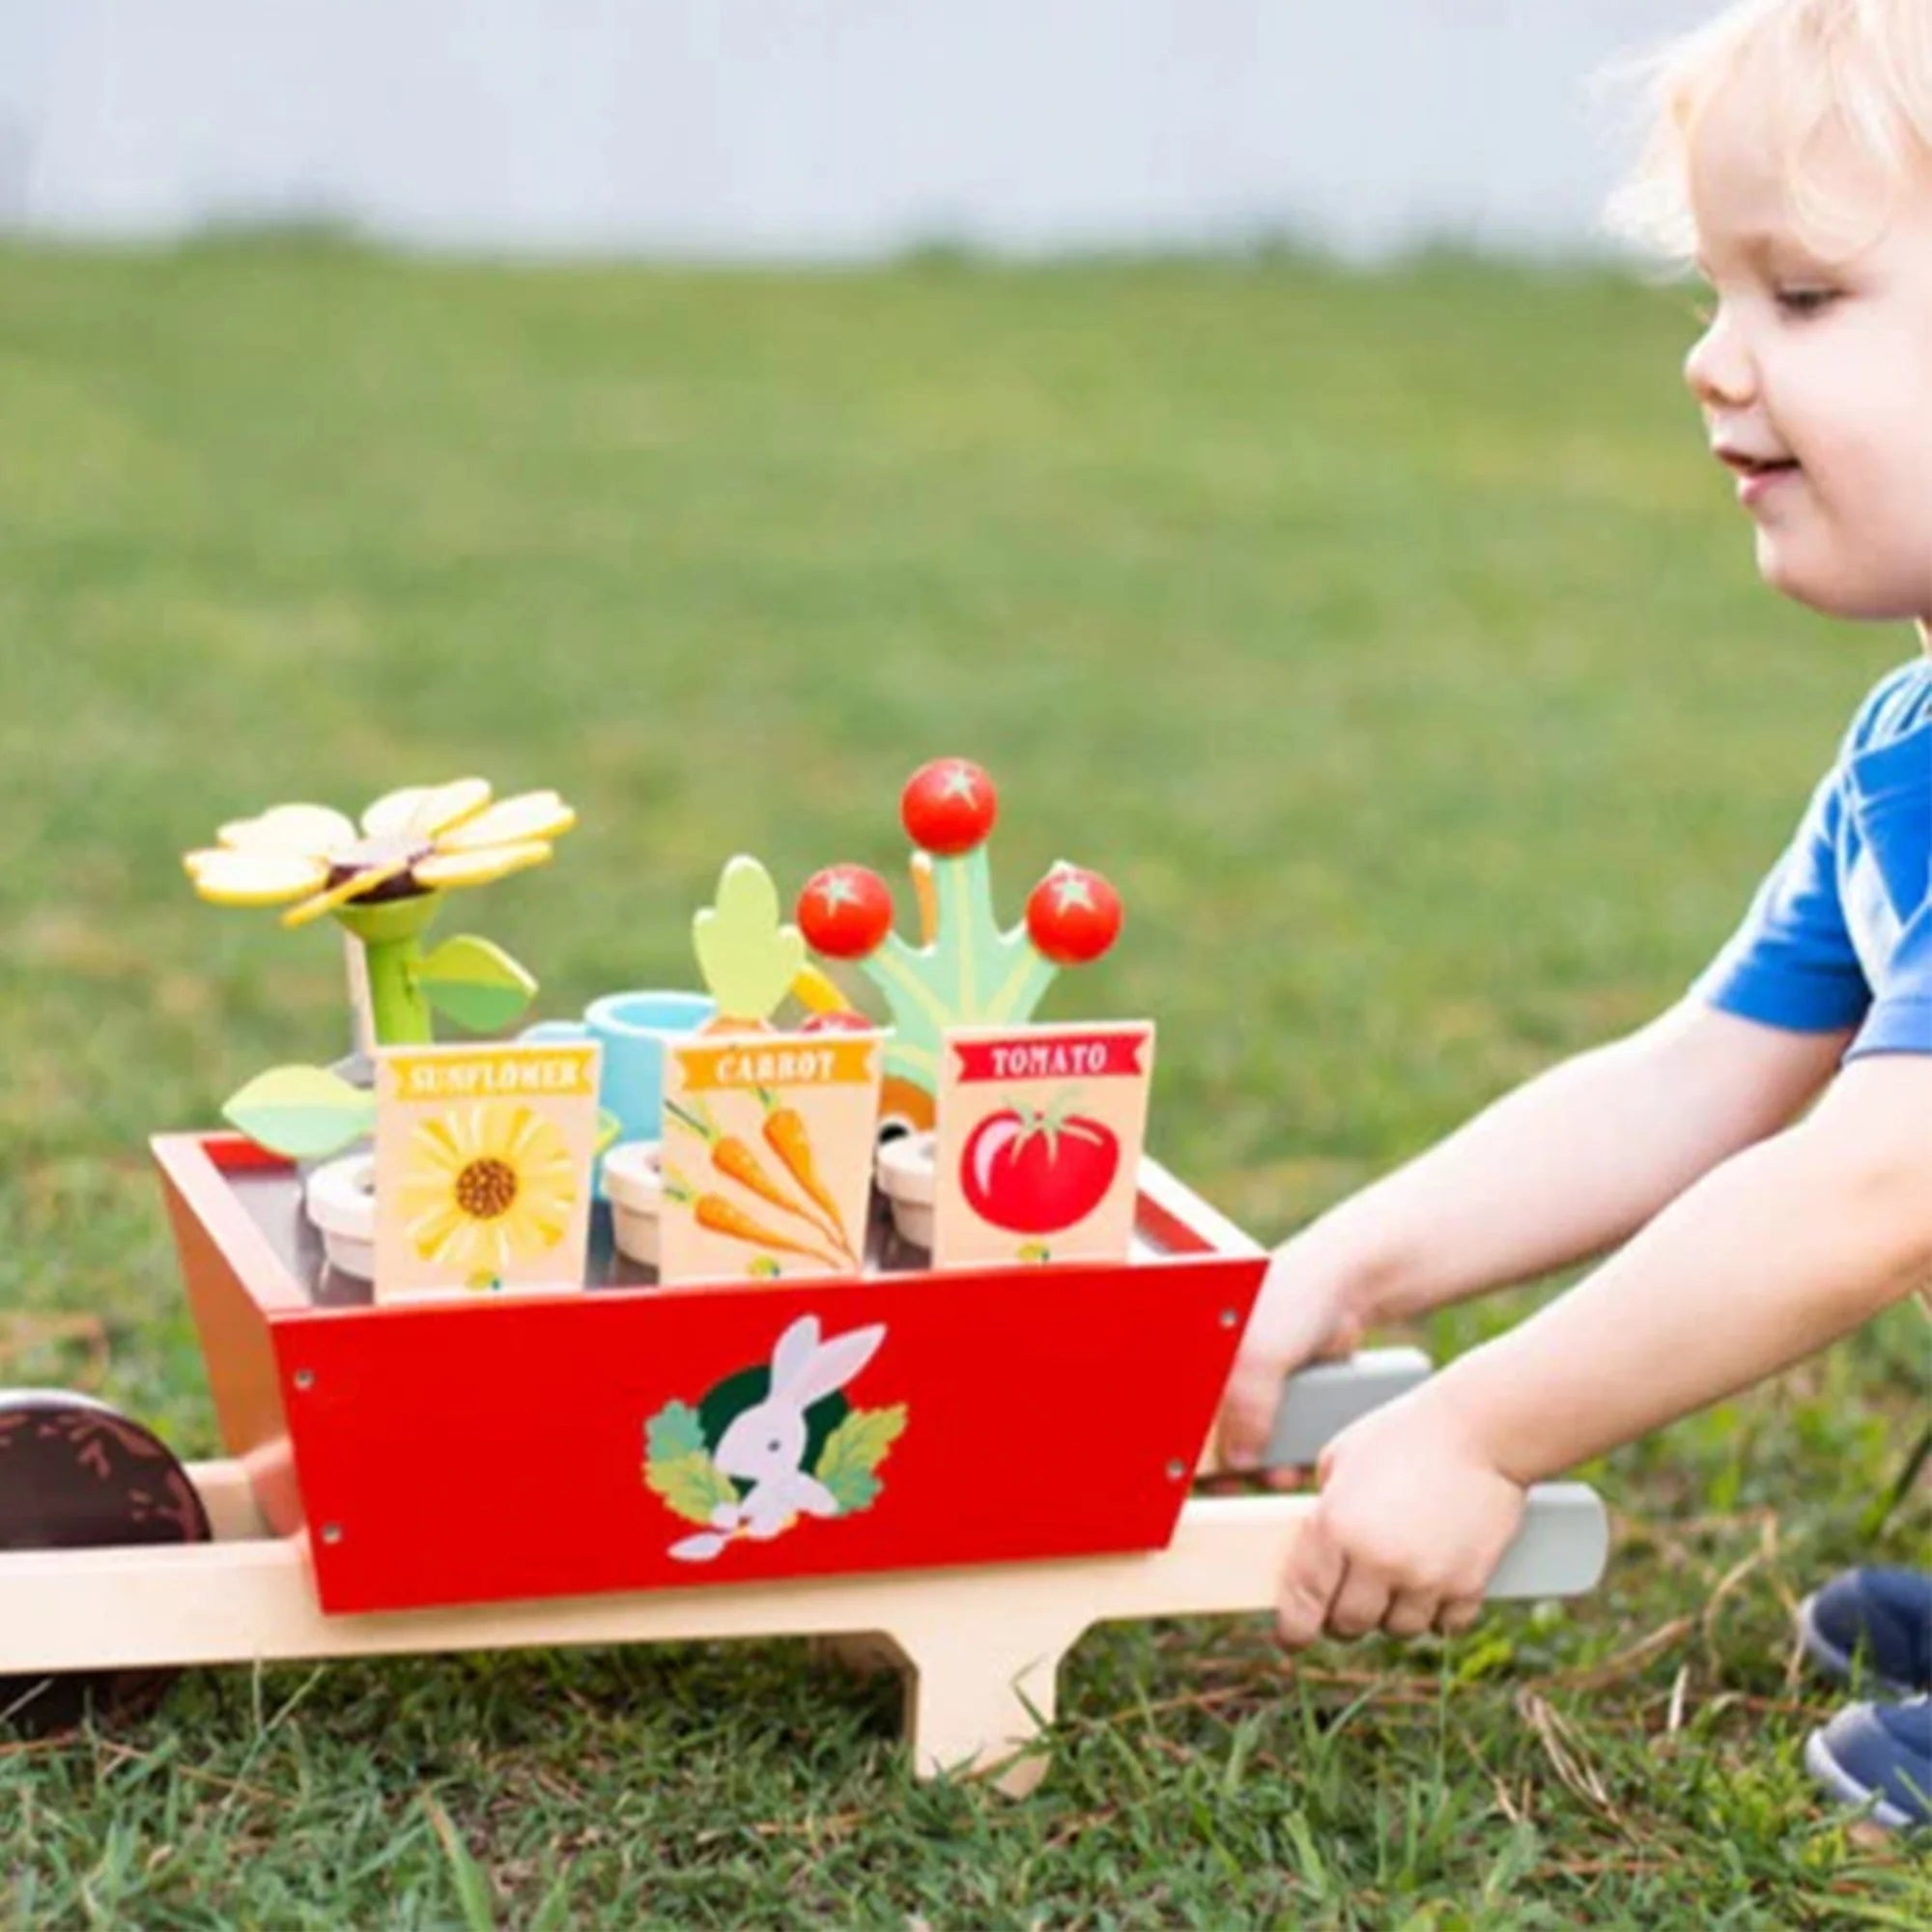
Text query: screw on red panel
1165 1459 1186 1481
294 1369 316 1391
321 1522 344 1546
1218 1308 1239 1329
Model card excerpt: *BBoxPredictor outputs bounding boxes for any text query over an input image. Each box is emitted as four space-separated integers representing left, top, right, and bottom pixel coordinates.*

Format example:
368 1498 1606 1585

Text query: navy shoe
1797 1569 1932 1695
1804 1696 1931 1833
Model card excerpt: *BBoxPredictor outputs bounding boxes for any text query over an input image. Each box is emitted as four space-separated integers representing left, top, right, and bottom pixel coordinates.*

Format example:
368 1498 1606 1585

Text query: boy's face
1683 79 1932 625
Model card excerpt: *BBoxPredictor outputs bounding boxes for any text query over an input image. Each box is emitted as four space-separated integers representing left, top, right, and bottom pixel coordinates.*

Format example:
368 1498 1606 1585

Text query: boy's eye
1775 286 1840 317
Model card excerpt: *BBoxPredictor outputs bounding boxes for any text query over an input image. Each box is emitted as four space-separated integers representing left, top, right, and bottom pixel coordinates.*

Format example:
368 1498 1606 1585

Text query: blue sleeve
1692 768 1873 1034
1848 900 1932 1057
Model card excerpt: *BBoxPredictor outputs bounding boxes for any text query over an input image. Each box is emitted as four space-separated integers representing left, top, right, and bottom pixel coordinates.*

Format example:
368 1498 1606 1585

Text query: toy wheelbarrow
0 1135 1607 1794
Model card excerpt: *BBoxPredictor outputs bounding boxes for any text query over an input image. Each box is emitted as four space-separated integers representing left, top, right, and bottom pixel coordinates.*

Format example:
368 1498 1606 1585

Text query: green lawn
0 242 1924 1927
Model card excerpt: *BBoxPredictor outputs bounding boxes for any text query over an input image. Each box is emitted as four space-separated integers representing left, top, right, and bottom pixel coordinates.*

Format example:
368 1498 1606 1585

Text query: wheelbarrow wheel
0 1389 212 1735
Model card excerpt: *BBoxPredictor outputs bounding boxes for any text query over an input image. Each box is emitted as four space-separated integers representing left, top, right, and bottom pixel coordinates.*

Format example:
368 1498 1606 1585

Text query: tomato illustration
959 1100 1120 1235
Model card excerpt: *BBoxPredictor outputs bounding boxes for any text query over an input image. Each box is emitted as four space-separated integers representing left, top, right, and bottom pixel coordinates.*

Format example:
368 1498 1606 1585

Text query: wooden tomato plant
795 759 1124 1132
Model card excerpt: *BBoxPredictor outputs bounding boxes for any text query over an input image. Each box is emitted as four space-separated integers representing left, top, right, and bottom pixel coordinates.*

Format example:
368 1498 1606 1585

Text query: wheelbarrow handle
1264 1346 1435 1467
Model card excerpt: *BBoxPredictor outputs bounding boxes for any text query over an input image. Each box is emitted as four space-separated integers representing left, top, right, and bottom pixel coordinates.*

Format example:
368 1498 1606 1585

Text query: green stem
336 894 443 1048
362 934 434 1045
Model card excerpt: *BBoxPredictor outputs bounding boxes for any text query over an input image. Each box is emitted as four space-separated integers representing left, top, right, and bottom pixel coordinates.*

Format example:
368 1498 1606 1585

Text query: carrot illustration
665 1097 852 1259
663 1165 846 1273
755 1087 856 1261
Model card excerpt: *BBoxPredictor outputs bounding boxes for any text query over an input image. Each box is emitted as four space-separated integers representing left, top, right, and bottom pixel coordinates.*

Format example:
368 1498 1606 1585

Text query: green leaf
813 1403 907 1515
646 1450 741 1526
645 1401 708 1463
691 856 806 1026
824 1467 881 1515
414 934 537 1033
222 1065 376 1160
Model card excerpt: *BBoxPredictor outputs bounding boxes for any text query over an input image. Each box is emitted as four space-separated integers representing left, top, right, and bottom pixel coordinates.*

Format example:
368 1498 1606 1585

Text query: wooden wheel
0 1390 212 1734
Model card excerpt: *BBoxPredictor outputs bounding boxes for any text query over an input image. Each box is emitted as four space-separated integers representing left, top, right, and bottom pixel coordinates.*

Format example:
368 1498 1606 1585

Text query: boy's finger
1435 1597 1484 1636
1216 1359 1283 1472
1383 1590 1440 1637
1275 1514 1346 1650
1326 1563 1392 1638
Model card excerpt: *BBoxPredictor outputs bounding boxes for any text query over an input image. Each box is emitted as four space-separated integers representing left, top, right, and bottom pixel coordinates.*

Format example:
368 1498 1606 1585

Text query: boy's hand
1214 1237 1368 1480
1274 1393 1525 1646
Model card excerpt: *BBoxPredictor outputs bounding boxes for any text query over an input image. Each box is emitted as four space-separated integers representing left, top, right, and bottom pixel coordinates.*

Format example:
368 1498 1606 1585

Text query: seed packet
372 1041 601 1302
931 1021 1155 1269
658 1029 886 1286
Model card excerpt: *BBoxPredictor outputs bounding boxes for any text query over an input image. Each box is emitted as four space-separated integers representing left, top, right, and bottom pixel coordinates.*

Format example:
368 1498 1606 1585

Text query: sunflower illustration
394 1100 580 1286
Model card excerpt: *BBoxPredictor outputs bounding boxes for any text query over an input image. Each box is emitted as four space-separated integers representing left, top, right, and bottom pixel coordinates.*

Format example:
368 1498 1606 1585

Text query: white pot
304 1153 376 1280
602 1139 664 1267
874 1131 936 1251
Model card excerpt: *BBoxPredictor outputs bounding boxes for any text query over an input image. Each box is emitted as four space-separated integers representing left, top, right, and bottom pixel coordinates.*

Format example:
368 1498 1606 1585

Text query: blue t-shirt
1695 659 1932 1059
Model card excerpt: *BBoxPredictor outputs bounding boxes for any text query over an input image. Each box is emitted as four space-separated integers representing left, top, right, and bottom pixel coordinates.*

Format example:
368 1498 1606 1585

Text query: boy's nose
1684 312 1755 410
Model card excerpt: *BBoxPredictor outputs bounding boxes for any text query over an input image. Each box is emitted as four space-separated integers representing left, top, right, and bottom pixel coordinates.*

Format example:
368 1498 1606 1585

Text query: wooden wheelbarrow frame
0 1140 1609 1794
0 1369 1606 1796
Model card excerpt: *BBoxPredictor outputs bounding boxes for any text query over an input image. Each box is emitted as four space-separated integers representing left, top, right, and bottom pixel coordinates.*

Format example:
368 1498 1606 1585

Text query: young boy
1217 0 1932 1832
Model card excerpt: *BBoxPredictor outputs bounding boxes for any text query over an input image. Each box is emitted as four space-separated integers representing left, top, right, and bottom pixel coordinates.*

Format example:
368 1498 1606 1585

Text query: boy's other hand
1213 1237 1368 1485
1273 1394 1525 1647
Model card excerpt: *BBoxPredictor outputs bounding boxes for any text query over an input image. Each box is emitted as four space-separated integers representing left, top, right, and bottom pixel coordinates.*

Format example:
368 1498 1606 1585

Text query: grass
0 239 1926 1927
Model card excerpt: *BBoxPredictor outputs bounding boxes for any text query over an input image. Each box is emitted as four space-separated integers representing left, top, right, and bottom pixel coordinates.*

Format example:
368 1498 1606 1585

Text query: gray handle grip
1490 1483 1610 1599
1265 1347 1434 1466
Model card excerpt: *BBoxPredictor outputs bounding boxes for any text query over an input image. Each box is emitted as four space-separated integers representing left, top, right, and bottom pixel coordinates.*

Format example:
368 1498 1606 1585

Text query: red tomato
959 1104 1120 1235
798 1009 876 1034
899 759 998 856
1025 865 1122 966
796 866 894 959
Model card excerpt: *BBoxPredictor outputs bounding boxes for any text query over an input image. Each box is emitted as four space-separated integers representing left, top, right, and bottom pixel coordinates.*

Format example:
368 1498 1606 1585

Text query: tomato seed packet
659 1029 886 1287
931 1021 1155 1270
372 1041 601 1303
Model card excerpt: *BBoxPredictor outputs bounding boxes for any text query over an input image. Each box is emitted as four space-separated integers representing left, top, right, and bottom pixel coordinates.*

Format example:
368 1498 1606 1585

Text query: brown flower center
455 1156 519 1221
326 836 436 903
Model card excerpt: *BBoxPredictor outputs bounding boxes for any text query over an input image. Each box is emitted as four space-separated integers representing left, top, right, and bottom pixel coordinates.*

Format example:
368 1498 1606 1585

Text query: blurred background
4 1 1706 261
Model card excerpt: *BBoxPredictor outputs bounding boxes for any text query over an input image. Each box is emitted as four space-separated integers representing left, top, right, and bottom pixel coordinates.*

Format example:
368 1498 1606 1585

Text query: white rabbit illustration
668 1314 886 1562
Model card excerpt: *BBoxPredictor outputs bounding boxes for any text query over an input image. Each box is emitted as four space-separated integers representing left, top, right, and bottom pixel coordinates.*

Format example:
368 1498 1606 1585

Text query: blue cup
523 989 717 1151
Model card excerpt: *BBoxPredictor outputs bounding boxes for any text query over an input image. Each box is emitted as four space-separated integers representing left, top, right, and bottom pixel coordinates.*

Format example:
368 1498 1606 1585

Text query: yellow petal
216 803 356 859
280 852 417 928
361 778 492 842
435 790 577 853
184 847 330 906
412 840 554 891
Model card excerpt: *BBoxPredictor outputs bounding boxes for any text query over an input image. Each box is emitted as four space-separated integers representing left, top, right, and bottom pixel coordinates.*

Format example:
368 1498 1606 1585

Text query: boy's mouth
1715 446 1802 504
1715 446 1798 476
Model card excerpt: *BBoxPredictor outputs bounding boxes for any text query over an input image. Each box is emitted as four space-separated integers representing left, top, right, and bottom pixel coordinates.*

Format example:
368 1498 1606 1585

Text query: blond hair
1607 0 1932 259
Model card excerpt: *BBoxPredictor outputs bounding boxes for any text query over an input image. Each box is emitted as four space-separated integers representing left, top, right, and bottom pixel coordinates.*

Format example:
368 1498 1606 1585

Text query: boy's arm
1273 1052 1932 1646
1219 1001 1849 1467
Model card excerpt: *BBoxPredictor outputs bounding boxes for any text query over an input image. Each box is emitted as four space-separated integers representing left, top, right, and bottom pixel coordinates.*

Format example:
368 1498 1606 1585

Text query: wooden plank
0 1484 1607 1790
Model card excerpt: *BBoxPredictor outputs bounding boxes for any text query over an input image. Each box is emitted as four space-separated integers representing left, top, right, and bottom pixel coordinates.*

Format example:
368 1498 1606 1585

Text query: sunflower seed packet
372 1041 601 1302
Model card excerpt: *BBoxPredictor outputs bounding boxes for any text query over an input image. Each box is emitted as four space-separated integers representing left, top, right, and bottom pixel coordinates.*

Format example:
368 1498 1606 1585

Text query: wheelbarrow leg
891 1605 1089 1797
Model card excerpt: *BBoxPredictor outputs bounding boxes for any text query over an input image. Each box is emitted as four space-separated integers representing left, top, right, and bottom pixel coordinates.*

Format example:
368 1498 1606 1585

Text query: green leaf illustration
646 1450 741 1526
223 1065 376 1160
813 1403 907 1516
645 1401 708 1464
414 934 538 1033
692 856 806 1026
